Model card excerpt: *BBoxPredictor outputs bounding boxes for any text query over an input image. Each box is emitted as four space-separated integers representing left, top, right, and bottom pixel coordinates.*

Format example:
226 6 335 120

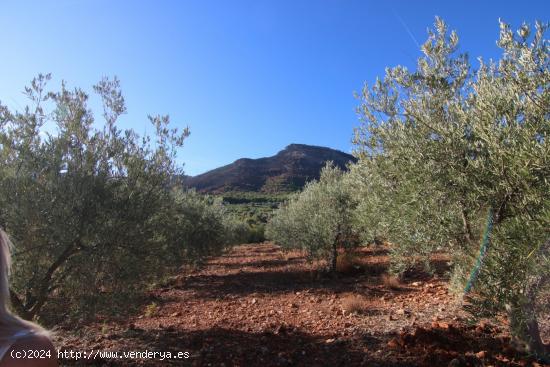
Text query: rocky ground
54 243 549 367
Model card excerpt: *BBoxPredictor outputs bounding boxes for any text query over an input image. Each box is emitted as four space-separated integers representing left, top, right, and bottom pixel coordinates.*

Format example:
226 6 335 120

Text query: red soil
55 243 549 367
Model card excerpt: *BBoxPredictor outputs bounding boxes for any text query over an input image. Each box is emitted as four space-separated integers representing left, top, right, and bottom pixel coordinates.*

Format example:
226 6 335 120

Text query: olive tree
266 163 359 272
352 18 549 357
0 75 239 322
168 189 247 265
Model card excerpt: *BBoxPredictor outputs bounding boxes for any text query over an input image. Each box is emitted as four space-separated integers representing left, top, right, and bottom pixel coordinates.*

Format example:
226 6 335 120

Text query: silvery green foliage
266 163 358 271
352 18 549 356
169 189 246 265
0 76 236 322
351 17 477 273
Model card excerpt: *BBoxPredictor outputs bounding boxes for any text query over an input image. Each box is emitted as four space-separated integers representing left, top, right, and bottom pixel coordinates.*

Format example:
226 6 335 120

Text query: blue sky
1 1 548 175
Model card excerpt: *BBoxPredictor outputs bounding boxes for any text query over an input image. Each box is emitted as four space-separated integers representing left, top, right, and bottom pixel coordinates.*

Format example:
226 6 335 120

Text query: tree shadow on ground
357 246 390 257
175 268 417 301
176 269 354 298
58 323 536 367
65 327 401 367
400 257 452 281
207 258 305 269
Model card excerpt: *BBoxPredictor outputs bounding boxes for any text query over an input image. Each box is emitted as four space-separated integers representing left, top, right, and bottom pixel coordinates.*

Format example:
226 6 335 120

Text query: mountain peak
184 144 356 194
283 143 331 151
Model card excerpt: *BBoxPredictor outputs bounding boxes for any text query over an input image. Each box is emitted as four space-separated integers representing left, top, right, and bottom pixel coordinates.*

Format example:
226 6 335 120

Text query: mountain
184 144 357 193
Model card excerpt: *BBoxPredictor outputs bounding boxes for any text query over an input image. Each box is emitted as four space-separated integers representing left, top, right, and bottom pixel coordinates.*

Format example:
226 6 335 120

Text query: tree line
267 19 549 359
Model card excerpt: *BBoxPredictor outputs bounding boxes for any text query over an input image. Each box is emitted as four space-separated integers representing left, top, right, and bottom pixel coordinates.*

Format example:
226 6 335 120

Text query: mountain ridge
183 144 356 193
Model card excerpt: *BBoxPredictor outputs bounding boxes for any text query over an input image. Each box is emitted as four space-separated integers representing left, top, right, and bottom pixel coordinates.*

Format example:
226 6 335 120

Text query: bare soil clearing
55 243 549 366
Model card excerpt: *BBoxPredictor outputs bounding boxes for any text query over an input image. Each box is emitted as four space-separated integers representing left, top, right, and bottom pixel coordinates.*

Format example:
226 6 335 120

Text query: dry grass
336 252 357 274
143 302 159 317
340 294 367 314
381 273 401 290
278 249 304 262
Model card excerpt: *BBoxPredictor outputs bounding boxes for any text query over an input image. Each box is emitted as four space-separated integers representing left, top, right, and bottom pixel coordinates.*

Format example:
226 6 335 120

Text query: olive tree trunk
508 238 550 361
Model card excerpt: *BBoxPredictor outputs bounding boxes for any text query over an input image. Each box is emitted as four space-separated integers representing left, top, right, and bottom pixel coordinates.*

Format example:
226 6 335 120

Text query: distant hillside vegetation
184 144 357 193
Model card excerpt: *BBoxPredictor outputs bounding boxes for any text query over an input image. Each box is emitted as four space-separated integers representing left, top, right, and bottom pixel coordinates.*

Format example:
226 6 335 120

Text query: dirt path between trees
56 243 548 366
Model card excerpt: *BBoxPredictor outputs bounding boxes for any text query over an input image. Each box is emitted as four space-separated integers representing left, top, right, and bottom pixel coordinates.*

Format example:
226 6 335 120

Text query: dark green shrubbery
220 191 289 243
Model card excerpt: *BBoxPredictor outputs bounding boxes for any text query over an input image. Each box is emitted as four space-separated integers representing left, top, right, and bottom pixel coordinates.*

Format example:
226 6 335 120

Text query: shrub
341 295 366 315
143 302 159 318
245 224 266 243
381 274 401 290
